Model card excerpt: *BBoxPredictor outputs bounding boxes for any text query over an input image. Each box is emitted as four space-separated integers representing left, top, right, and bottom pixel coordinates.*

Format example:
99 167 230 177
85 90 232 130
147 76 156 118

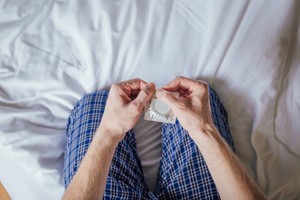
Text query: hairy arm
192 125 266 200
62 128 118 200
62 79 155 200
157 76 266 200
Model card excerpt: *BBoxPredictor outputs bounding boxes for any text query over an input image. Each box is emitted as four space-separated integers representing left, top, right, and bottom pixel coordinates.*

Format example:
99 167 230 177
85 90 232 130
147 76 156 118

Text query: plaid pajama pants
63 86 234 199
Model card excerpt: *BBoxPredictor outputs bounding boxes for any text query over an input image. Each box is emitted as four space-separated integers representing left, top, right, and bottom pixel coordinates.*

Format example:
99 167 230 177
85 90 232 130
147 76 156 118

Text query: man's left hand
99 78 155 143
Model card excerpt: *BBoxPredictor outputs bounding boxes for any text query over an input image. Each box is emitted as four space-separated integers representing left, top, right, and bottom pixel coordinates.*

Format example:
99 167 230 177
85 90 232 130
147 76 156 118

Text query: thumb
133 82 156 109
156 89 179 108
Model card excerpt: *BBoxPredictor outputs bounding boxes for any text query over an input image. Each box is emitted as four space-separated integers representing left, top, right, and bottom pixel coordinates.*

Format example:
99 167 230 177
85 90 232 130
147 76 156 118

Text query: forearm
63 127 119 200
192 125 266 200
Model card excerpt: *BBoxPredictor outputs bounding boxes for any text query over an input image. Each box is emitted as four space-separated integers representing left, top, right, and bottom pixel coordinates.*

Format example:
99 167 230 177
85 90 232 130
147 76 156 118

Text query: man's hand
63 78 155 200
99 78 155 143
157 76 266 200
156 76 213 140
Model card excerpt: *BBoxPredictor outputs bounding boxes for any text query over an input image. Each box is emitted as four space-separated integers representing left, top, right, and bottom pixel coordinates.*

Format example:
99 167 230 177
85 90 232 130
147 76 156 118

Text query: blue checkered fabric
63 86 234 199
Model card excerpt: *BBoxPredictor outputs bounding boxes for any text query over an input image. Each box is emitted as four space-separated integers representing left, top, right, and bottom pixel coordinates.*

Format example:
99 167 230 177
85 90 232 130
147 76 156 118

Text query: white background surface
0 0 300 199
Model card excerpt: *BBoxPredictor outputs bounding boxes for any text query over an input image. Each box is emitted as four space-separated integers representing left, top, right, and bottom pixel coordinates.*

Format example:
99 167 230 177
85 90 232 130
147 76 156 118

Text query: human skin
156 76 266 200
63 78 155 200
63 77 266 200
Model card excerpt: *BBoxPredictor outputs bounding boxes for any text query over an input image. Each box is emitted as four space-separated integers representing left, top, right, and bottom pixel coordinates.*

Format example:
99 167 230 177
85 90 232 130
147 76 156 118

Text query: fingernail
147 83 155 90
144 83 154 96
149 82 155 89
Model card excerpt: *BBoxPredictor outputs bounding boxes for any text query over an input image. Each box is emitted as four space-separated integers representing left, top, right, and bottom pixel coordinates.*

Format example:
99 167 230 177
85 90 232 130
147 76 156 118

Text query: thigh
155 86 234 199
63 90 108 187
209 87 234 150
63 90 150 199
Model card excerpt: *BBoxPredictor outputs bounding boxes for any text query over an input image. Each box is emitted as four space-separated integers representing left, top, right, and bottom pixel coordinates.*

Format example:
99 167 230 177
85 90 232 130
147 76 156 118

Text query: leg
63 90 151 199
155 86 234 199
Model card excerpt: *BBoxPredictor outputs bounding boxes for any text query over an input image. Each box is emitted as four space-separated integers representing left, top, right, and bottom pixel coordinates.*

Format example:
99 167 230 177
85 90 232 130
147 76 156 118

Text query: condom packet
144 91 179 124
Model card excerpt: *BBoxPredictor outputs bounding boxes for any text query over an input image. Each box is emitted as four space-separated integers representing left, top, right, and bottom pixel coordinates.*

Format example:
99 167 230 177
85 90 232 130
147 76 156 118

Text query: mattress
0 0 300 199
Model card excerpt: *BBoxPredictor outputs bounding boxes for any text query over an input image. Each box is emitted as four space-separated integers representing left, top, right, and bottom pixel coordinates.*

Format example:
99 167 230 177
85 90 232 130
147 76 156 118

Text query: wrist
189 123 221 148
95 125 123 147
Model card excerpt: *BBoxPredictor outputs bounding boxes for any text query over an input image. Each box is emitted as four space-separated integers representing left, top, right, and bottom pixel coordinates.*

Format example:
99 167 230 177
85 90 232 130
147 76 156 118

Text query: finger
156 89 179 108
131 82 156 110
119 78 147 96
163 76 194 92
110 83 132 102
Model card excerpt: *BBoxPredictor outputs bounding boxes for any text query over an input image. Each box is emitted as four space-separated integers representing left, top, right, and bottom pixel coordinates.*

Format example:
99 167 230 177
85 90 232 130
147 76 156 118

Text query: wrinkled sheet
0 0 299 199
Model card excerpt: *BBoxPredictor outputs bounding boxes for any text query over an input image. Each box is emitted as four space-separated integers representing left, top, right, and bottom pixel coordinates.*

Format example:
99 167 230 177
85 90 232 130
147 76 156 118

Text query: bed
0 0 299 199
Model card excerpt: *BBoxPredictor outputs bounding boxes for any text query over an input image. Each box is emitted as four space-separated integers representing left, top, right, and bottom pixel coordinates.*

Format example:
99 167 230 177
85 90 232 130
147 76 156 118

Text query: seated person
62 76 266 199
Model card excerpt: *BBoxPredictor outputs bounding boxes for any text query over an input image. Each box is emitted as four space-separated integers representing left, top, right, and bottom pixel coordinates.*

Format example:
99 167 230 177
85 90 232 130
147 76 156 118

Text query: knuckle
174 76 183 82
196 81 208 92
111 83 119 89
180 76 190 81
131 77 140 82
177 76 186 82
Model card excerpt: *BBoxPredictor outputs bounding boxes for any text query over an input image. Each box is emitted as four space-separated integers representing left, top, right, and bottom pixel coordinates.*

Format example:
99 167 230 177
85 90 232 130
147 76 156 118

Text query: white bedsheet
0 0 299 199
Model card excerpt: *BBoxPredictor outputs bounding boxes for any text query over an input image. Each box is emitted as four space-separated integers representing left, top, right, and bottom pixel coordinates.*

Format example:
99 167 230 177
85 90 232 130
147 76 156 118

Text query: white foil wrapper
144 91 179 124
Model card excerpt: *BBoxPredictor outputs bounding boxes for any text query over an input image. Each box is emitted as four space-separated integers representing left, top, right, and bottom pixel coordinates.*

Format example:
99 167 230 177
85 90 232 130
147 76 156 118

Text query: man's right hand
156 76 215 140
99 78 155 143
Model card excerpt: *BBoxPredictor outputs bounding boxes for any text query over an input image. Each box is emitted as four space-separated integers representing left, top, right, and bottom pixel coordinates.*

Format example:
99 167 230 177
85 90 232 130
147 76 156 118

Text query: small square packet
144 91 179 124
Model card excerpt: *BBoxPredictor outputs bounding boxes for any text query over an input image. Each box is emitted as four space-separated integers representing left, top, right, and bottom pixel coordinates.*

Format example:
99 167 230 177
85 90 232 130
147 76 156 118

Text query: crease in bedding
0 0 300 199
273 0 300 158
